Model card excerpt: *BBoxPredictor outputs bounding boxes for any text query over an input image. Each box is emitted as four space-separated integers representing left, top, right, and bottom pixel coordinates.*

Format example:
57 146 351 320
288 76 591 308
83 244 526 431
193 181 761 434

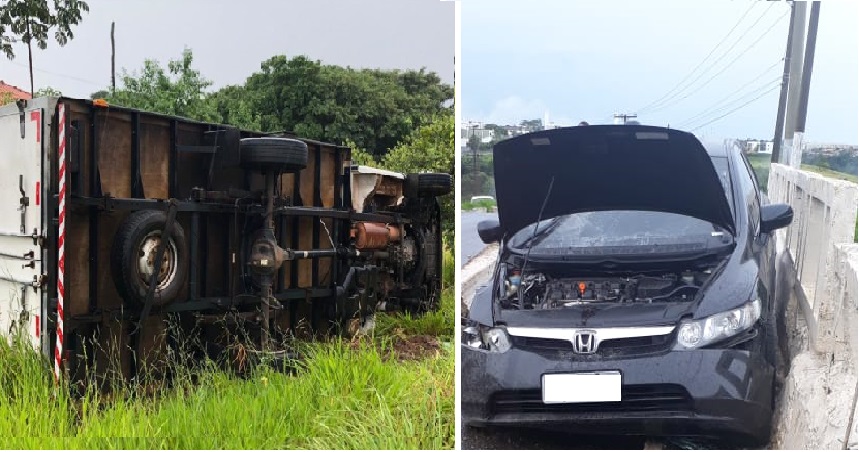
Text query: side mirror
477 219 503 244
761 203 793 233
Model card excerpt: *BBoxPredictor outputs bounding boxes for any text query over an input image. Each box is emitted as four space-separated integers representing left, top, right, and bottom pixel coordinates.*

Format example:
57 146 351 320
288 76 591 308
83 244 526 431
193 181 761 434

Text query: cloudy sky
462 0 858 145
1 0 453 97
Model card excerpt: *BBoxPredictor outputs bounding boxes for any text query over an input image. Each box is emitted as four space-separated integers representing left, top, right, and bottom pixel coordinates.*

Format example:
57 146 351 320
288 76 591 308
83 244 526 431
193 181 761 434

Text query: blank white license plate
541 371 622 404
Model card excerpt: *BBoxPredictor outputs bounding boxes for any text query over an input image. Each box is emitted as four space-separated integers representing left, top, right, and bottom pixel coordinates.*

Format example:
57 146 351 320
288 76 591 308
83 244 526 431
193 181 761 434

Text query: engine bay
499 265 712 310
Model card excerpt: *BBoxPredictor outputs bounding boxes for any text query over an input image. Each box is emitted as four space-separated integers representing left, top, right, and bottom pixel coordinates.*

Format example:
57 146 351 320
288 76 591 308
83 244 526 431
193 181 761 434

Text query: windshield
508 210 726 252
505 153 735 254
710 156 733 215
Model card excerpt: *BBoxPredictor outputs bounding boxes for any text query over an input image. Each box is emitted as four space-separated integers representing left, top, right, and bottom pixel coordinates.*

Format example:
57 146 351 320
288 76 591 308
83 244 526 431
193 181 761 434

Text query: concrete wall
461 244 497 313
768 164 859 449
767 164 858 353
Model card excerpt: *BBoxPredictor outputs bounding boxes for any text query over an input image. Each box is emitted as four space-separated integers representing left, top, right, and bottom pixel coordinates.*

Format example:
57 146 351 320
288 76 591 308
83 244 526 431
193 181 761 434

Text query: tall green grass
0 247 456 449
376 246 455 340
0 339 453 449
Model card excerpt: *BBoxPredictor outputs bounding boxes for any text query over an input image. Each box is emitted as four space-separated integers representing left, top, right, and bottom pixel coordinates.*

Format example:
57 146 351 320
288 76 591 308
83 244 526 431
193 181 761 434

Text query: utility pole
472 135 478 183
613 113 637 124
791 1 821 168
771 1 796 164
782 1 807 164
26 20 34 97
111 22 116 94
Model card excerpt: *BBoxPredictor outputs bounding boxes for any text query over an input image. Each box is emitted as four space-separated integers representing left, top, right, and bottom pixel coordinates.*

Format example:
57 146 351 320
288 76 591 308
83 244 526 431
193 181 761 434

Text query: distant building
0 81 31 102
502 125 524 135
738 139 774 154
461 121 495 141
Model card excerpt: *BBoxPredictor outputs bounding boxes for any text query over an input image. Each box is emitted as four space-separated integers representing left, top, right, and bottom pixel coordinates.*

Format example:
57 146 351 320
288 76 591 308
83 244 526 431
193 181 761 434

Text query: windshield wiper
516 216 563 249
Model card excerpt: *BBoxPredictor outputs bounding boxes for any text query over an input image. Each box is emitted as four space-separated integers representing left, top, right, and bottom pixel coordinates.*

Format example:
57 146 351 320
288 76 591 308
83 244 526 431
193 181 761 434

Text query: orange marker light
93 98 109 107
578 282 586 295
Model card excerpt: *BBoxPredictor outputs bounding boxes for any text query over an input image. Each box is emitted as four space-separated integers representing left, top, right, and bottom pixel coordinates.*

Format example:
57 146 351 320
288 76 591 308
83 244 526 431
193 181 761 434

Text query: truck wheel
240 137 308 173
404 173 452 198
111 210 189 307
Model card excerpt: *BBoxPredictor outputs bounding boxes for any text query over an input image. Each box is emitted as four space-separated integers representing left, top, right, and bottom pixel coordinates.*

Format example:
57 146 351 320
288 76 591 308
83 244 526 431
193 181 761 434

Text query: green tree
462 171 490 201
34 85 60 97
244 55 452 158
520 118 542 130
0 92 15 106
107 48 217 121
484 123 507 139
208 84 261 130
382 113 454 244
344 139 377 166
89 89 109 99
466 134 480 151
0 0 89 95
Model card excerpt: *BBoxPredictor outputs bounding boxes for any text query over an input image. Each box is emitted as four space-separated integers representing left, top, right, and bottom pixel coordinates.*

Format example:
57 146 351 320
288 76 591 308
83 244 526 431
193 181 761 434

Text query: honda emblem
572 331 597 354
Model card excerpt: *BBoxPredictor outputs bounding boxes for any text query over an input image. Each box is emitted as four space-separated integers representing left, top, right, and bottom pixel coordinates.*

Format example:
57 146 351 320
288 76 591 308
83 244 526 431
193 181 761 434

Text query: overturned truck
0 97 450 385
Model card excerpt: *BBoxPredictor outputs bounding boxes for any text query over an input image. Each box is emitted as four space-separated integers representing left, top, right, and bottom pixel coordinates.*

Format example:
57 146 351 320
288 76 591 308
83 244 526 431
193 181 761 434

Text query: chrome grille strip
506 325 675 353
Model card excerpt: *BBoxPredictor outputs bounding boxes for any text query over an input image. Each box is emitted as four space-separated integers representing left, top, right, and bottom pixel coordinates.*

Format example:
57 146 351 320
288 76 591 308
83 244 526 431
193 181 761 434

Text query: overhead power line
677 58 783 128
5 57 106 88
690 84 781 132
644 2 775 113
646 4 788 115
634 1 758 114
680 78 781 129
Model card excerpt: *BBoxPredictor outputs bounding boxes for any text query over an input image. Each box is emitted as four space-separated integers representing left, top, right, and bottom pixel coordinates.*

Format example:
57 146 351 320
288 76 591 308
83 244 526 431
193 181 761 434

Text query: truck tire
404 173 452 198
240 137 308 173
111 210 189 307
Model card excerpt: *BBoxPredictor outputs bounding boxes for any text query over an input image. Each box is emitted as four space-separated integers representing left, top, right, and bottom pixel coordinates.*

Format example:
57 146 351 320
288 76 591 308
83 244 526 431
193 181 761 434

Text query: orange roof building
0 81 31 101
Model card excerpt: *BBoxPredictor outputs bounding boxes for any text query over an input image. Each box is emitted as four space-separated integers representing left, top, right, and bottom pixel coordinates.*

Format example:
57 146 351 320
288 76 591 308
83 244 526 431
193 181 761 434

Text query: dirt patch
390 334 441 361
350 333 441 361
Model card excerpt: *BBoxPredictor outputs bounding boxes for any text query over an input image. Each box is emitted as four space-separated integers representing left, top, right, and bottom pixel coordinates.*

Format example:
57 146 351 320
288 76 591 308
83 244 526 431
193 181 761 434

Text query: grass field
746 154 857 243
746 153 858 193
0 249 455 449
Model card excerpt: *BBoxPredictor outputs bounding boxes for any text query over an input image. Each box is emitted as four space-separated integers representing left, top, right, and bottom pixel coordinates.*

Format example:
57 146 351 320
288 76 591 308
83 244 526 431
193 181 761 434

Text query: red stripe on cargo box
53 103 66 384
30 110 40 143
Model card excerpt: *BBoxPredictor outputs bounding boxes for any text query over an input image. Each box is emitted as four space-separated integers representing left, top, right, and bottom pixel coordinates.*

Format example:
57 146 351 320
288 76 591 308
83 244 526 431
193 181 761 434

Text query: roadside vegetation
461 198 496 212
0 247 454 448
746 153 857 194
746 153 857 243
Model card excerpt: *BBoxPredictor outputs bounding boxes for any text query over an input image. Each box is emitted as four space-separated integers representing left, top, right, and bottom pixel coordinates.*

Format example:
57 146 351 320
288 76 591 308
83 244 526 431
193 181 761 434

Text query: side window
740 154 763 195
738 154 761 234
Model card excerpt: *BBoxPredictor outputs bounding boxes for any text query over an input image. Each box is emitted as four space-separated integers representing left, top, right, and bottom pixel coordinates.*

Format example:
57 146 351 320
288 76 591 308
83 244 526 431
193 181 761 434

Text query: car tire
404 173 451 198
240 137 308 173
111 210 189 307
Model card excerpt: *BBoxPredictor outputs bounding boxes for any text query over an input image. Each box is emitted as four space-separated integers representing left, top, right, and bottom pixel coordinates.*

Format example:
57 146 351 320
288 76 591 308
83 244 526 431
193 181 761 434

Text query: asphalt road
460 211 497 266
461 423 653 449
460 422 742 450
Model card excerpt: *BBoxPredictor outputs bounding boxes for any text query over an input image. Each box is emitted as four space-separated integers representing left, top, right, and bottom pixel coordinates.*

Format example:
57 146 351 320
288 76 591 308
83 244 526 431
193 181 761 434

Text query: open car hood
492 125 736 237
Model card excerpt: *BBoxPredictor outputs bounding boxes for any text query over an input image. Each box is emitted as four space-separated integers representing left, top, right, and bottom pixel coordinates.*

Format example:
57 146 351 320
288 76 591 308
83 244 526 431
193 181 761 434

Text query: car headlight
461 321 511 353
675 299 761 350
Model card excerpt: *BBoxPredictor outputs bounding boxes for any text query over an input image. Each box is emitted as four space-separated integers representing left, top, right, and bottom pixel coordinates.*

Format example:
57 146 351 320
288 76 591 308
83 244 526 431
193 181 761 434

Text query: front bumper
461 335 774 443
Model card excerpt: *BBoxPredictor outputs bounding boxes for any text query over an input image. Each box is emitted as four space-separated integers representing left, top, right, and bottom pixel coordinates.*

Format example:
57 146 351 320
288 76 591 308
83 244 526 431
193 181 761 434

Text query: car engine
500 267 710 309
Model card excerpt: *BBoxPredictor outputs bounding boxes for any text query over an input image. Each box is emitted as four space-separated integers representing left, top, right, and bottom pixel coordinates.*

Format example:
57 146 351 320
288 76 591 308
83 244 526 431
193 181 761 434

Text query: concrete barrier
768 164 858 449
767 164 858 353
461 244 498 313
